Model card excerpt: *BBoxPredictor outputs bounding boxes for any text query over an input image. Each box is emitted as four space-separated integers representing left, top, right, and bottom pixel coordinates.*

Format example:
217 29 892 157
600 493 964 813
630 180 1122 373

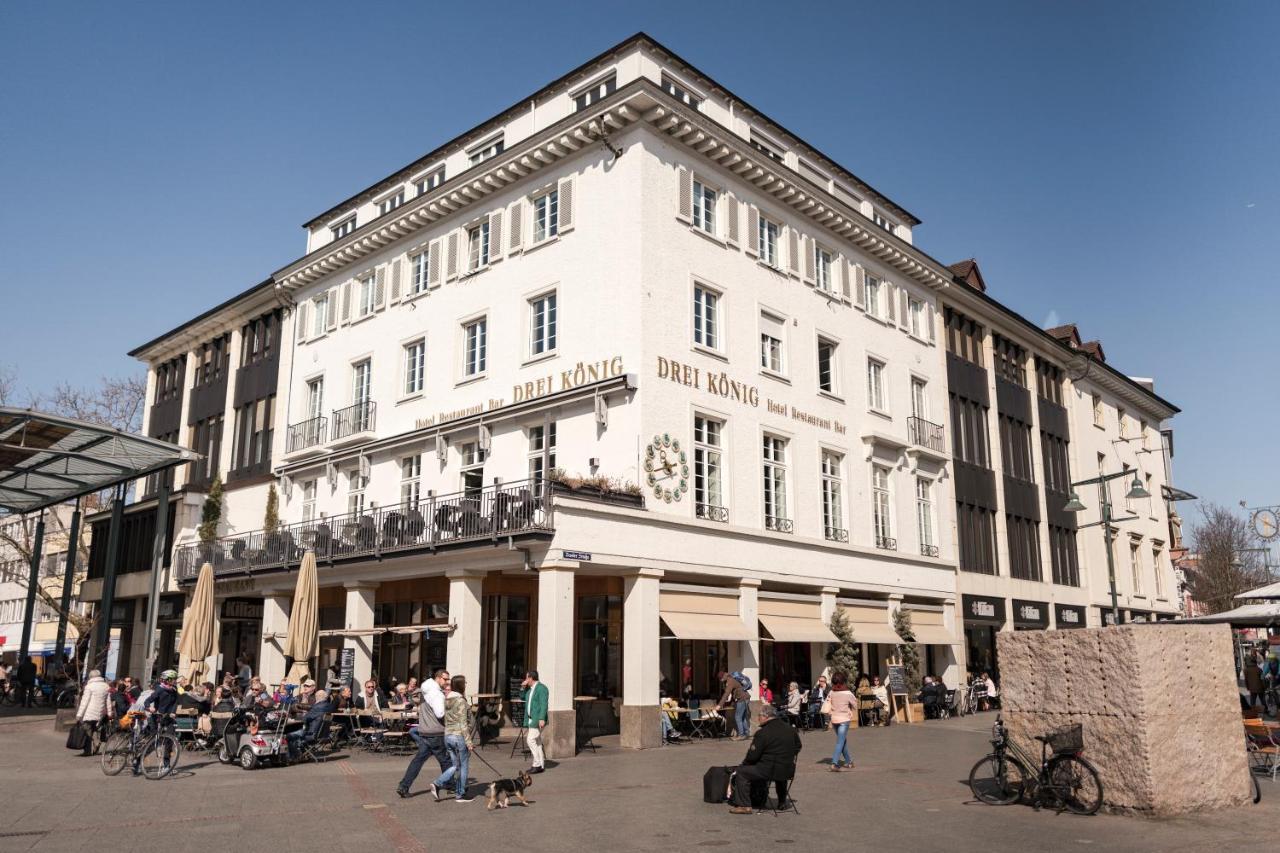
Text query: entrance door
481 595 531 700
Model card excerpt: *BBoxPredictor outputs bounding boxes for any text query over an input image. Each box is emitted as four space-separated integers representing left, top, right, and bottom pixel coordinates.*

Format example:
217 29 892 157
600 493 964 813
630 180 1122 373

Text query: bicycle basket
1045 723 1084 754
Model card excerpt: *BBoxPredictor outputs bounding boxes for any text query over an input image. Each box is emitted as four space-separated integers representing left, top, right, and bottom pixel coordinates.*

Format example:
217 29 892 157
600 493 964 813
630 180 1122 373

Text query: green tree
263 483 280 535
825 607 860 684
893 608 922 693
198 475 224 544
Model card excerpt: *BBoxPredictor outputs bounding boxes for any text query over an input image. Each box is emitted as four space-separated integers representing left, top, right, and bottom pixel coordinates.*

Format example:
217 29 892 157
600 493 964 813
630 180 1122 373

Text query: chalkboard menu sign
886 664 908 696
338 648 355 687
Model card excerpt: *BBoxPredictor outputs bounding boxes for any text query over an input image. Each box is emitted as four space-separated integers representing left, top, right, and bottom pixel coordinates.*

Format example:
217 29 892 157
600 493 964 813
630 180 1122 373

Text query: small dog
485 770 534 810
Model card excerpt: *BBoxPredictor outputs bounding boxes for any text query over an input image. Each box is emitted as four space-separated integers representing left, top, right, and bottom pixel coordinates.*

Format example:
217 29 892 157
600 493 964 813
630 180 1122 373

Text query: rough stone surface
544 708 576 759
620 704 663 749
996 624 1249 817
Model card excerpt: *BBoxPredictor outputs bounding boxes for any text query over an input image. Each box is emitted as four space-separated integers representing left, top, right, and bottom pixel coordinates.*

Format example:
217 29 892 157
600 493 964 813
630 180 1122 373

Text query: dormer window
415 167 445 195
378 191 404 216
468 136 504 166
749 129 785 162
873 212 895 233
573 74 616 112
661 73 702 108
331 217 356 240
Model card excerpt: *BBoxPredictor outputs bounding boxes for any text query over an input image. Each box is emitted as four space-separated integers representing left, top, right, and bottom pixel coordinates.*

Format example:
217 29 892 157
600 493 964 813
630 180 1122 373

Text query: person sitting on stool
728 704 802 814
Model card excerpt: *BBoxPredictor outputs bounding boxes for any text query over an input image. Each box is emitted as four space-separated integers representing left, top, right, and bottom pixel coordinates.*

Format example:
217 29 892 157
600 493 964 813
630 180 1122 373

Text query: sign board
1012 599 1049 630
338 647 356 688
221 598 264 621
1054 603 1086 629
961 594 1006 626
562 550 592 562
885 659 916 723
886 664 908 696
1098 606 1124 627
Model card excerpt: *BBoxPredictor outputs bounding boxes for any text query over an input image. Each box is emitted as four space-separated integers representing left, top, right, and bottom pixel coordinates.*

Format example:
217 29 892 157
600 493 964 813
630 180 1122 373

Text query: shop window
576 594 622 698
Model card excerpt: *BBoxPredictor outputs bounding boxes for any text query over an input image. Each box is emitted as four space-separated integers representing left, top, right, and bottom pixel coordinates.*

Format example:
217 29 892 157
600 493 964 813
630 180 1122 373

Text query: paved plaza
0 708 1274 852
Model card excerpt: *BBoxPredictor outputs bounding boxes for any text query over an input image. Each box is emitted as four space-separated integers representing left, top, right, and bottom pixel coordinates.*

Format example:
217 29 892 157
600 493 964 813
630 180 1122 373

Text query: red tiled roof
947 258 986 292
1081 340 1106 363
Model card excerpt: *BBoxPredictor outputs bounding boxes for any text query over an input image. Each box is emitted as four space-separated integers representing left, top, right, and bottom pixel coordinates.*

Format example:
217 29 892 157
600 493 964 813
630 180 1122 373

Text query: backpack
730 671 752 693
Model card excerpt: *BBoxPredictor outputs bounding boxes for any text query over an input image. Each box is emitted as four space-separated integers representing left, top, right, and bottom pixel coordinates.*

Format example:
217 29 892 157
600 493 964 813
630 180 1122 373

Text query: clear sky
1 1 1276 519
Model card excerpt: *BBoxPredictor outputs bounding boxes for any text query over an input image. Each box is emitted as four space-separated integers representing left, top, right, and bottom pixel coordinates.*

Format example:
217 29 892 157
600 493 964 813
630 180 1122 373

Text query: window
307 378 324 420
950 395 991 468
762 435 789 529
992 334 1026 387
692 180 716 234
911 377 928 419
1007 515 1042 581
1041 432 1071 494
378 191 404 216
311 293 329 337
758 216 780 267
957 503 999 574
467 221 490 271
821 450 844 539
1122 463 1134 511
1117 407 1128 437
415 167 445 195
529 292 557 357
400 455 421 507
301 480 316 522
866 358 886 412
694 416 725 518
999 415 1035 482
358 273 377 317
464 318 487 377
873 211 894 233
240 310 280 366
403 339 425 396
814 245 833 292
189 415 222 486
864 275 882 318
916 477 935 554
352 360 371 404
944 307 985 367
410 248 430 296
872 466 893 547
347 469 366 516
468 136 504 166
1140 420 1149 449
1092 394 1104 427
533 189 559 242
1035 357 1064 406
460 442 486 495
1153 544 1165 597
232 395 275 471
331 217 356 240
528 423 557 482
759 312 785 374
749 129 784 161
573 74 615 111
693 285 720 350
661 73 702 107
907 297 926 338
1130 540 1143 594
1049 525 1080 586
817 338 837 394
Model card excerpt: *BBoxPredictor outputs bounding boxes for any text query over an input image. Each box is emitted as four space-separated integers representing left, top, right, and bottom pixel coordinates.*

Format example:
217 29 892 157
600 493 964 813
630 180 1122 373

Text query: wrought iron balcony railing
824 526 849 543
907 416 945 453
332 400 376 441
286 416 327 453
765 515 794 534
173 478 553 582
875 535 898 551
696 503 729 523
920 543 940 558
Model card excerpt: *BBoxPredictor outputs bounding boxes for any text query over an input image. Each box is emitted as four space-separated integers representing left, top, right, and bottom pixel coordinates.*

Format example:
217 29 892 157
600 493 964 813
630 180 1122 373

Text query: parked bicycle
968 714 1103 815
100 713 181 780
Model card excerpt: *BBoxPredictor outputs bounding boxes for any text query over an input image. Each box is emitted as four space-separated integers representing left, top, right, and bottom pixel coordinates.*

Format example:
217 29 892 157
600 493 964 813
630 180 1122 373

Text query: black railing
824 527 849 543
332 401 376 440
908 416 945 453
287 416 327 453
173 478 553 582
765 515 794 534
921 544 940 558
696 503 729 523
875 535 898 551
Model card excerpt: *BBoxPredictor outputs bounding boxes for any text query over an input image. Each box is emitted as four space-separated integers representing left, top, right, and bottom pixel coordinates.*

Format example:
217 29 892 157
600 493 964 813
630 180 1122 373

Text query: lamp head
1062 491 1087 513
1126 475 1151 500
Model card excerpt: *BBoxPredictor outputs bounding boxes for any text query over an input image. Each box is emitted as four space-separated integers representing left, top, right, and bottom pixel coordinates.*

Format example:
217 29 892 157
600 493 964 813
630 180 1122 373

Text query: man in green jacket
520 670 549 774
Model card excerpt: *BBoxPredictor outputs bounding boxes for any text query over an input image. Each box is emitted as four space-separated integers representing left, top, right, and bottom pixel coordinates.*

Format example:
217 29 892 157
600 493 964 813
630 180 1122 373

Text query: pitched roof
1081 340 1106 363
947 259 986 292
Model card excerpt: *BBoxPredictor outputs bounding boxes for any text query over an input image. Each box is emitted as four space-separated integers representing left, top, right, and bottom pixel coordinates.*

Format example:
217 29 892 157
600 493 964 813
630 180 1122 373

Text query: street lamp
1063 470 1149 625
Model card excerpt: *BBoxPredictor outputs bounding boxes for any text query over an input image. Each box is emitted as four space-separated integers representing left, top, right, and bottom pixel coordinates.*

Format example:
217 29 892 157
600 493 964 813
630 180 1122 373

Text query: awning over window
758 597 836 643
386 624 455 635
317 627 385 638
839 605 901 645
902 608 954 645
660 589 753 641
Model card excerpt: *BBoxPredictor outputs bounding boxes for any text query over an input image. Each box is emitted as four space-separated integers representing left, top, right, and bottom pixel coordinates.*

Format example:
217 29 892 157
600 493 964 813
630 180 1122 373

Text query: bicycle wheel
100 733 132 776
141 734 181 780
969 753 1028 805
1266 691 1279 719
1047 755 1103 815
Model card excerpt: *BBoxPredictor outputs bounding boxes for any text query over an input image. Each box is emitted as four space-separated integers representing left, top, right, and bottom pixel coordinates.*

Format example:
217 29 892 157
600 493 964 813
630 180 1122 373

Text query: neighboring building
0 506 87 672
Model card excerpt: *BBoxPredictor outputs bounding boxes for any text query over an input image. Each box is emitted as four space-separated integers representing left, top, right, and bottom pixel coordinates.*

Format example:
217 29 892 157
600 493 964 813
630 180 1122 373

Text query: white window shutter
839 256 852 303
746 206 760 257
489 210 504 263
446 231 459 281
327 287 339 331
886 282 897 323
854 266 866 310
802 236 815 285
787 227 800 277
558 177 575 233
676 166 692 223
508 201 524 254
899 289 910 330
390 258 402 303
295 303 308 343
375 268 386 311
726 194 739 247
428 239 442 289
341 282 352 325
926 303 937 342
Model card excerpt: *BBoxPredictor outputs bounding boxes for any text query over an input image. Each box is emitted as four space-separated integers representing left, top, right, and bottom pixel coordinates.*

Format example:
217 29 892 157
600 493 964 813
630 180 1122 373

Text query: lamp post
1063 470 1150 626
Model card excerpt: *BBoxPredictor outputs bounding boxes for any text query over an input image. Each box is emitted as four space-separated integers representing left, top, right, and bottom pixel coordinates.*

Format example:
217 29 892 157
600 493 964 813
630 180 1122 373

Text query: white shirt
984 677 998 697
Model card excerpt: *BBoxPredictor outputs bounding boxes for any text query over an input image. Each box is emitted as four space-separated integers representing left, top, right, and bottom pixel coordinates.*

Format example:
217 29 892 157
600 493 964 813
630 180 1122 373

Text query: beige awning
386 624 455 635
317 627 386 638
759 614 837 643
262 631 288 641
660 611 755 641
840 605 901 645
903 609 955 644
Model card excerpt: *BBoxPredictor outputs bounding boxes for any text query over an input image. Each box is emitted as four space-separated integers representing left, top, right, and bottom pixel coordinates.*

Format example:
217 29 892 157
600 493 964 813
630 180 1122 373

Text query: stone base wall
996 624 1249 817
543 709 576 760
620 705 662 749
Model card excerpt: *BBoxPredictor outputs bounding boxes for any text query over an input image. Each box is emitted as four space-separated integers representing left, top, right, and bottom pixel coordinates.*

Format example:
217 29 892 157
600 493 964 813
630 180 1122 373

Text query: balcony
286 416 327 455
696 503 729 523
920 544 940 558
824 526 849 543
765 515 794 534
907 416 945 454
173 478 553 582
875 535 898 551
331 400 376 445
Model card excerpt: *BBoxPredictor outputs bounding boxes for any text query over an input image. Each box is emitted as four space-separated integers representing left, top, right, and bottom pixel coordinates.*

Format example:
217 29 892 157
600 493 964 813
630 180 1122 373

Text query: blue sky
1 1 1276 520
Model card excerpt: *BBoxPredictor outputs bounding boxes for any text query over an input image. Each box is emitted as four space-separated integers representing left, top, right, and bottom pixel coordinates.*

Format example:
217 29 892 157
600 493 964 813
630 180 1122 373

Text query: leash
469 745 505 779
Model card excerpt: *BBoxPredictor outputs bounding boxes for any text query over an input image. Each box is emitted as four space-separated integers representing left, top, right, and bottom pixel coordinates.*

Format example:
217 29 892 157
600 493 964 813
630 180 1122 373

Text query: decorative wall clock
644 432 689 503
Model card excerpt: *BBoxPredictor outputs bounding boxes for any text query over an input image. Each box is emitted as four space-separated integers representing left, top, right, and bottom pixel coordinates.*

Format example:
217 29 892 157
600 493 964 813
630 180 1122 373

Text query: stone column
344 583 378 687
620 568 663 749
941 599 965 688
812 586 839 685
446 571 483 684
258 591 290 686
737 579 761 715
536 566 575 759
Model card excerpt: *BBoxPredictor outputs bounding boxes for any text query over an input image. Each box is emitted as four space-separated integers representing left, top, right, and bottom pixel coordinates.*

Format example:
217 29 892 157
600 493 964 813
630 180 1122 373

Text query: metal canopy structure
1236 581 1280 601
0 407 196 514
1182 602 1280 627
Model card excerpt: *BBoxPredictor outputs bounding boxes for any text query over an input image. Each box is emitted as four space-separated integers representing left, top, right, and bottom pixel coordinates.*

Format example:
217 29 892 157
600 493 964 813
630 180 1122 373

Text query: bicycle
101 713 182 780
968 714 1103 815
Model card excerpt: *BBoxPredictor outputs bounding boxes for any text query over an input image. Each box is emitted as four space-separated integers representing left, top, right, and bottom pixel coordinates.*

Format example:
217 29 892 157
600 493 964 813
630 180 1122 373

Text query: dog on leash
485 770 535 810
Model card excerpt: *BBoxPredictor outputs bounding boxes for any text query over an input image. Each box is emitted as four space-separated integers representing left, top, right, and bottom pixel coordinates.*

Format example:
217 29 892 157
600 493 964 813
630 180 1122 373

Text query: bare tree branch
1186 502 1269 614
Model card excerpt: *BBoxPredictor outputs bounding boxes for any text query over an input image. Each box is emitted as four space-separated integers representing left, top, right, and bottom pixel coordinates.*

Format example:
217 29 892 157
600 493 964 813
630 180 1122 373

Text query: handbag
65 722 88 751
819 697 832 716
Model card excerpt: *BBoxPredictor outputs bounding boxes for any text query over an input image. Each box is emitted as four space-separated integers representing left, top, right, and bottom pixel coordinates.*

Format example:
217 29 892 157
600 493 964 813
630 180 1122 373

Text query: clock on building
644 433 689 503
1253 508 1278 541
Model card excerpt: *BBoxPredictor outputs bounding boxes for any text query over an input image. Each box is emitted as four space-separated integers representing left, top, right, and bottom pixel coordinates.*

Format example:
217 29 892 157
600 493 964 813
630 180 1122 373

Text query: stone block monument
996 623 1250 816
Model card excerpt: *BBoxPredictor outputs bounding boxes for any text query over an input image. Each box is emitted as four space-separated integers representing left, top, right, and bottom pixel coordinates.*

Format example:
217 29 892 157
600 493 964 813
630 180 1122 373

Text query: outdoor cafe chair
1245 719 1280 781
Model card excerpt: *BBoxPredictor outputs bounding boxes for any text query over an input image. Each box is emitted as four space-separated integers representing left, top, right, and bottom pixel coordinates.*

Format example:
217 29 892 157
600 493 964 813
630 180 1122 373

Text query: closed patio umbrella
283 549 319 684
177 562 215 683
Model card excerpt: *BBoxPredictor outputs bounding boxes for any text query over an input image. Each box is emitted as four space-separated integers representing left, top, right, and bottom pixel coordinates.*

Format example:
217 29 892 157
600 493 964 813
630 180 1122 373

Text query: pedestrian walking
396 669 452 799
434 675 475 802
718 671 751 740
1245 657 1265 710
15 656 36 707
521 670 549 773
827 672 856 771
75 670 110 756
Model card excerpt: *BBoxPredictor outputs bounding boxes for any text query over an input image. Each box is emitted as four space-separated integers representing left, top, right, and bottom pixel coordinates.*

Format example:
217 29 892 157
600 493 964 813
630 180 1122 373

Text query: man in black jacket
728 705 802 814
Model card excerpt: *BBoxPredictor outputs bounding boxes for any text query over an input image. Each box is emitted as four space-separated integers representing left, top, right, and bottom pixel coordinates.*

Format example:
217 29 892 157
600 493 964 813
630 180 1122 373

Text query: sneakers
455 795 475 803
429 783 440 801
528 766 545 774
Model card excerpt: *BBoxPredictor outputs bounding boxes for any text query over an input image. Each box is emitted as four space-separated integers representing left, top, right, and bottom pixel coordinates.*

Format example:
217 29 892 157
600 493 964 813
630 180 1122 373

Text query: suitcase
703 765 732 803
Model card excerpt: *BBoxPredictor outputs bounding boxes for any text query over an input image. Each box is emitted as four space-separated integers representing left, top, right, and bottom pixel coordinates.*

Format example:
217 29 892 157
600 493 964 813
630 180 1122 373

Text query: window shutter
489 210 504 263
427 239 442 289
853 266 866 310
802 236 816 285
558 177 575 233
327 287 339 331
446 231 459 281
375 268 386 311
726 194 739 247
885 283 897 323
899 289 910 330
926 303 937 343
787 227 800 277
508 201 524 254
746 206 760 257
341 282 352 324
839 256 853 303
390 259 402 303
676 167 692 223
295 303 308 343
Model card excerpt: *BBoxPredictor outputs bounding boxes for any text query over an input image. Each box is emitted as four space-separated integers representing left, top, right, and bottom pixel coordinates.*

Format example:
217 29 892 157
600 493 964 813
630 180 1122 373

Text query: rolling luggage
703 765 732 803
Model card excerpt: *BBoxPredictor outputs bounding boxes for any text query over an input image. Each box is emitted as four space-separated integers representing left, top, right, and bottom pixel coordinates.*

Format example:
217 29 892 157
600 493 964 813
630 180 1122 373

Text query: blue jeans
808 702 827 729
831 721 851 766
734 700 750 737
660 713 673 739
398 733 451 793
433 734 470 796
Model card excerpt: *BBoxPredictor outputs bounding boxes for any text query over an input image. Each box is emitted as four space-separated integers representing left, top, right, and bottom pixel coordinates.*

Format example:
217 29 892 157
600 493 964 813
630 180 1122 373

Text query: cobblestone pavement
0 709 1274 852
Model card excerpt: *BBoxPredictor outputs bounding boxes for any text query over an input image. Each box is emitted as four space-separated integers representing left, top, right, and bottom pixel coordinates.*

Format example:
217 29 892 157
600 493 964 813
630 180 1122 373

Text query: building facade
0 506 87 671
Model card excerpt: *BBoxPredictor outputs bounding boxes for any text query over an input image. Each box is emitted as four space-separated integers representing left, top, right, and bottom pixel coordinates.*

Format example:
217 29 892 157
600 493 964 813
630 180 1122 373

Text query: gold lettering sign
655 357 846 435
512 355 625 403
